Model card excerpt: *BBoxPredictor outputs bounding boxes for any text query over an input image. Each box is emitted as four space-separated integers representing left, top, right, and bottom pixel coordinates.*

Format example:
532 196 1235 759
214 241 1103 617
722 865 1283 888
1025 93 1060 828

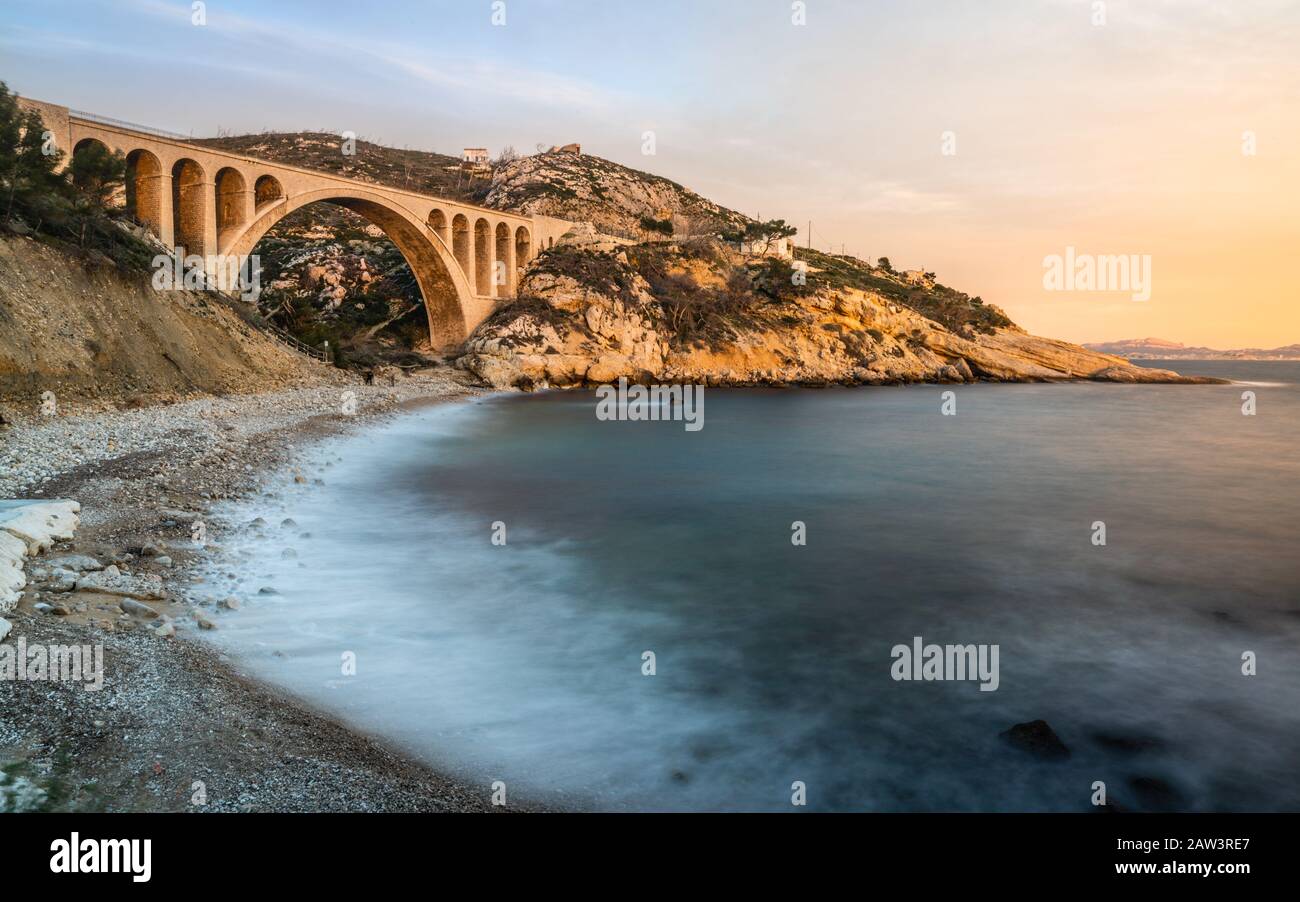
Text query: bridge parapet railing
258 319 331 362
69 109 192 141
200 277 330 363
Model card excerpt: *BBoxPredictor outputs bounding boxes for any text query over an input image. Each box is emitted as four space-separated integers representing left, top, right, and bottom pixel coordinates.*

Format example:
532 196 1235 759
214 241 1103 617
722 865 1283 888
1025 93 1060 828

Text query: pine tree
68 136 123 206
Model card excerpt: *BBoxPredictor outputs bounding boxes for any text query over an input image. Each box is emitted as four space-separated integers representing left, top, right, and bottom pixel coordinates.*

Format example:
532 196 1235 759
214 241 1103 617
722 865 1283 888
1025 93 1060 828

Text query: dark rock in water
1091 732 1167 755
1000 720 1071 760
1128 776 1188 811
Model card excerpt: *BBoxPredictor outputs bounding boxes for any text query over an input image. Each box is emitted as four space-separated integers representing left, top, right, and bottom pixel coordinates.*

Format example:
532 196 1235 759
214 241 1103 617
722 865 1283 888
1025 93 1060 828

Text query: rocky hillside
457 239 1218 389
0 235 345 418
484 150 750 238
189 136 755 362
196 133 751 235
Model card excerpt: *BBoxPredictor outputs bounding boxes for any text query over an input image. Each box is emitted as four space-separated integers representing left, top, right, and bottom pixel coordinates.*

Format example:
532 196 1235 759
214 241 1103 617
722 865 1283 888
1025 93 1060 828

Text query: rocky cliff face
458 242 1216 390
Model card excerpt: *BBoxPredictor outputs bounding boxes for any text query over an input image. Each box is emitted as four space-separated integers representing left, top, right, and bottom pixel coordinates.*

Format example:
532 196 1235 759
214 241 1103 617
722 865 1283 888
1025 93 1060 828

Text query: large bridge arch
222 186 480 350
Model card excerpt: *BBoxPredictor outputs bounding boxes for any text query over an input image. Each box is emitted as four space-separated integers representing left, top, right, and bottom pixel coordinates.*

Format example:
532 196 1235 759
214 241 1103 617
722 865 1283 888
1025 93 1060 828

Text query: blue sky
3 0 1298 345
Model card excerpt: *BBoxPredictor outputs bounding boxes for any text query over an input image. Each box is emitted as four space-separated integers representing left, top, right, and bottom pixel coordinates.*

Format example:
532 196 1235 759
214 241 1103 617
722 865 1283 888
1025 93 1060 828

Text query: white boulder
0 500 81 554
1 500 81 611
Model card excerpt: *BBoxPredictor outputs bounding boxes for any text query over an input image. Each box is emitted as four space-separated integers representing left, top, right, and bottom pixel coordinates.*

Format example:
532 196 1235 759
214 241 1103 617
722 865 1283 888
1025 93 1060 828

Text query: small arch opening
70 138 126 209
452 214 471 278
494 222 512 296
428 208 448 245
125 148 163 234
171 158 207 256
215 167 248 234
514 226 531 275
254 174 284 209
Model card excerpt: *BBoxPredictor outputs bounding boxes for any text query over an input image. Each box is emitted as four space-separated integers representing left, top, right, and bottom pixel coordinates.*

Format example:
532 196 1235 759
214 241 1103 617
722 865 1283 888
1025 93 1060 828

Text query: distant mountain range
1084 338 1300 360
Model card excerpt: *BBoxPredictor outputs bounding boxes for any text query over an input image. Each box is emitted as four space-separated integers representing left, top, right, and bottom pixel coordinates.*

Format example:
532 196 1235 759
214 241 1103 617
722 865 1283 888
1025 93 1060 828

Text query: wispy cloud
126 0 625 113
0 23 292 80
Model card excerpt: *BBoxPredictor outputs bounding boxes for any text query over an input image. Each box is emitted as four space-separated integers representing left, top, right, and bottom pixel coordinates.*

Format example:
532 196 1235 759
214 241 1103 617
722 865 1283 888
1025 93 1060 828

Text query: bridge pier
240 188 255 234
466 234 477 301
154 172 175 248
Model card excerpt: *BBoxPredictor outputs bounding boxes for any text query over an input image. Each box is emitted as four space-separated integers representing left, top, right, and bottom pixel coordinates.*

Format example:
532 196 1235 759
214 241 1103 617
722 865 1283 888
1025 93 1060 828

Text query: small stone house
461 148 491 174
738 236 794 260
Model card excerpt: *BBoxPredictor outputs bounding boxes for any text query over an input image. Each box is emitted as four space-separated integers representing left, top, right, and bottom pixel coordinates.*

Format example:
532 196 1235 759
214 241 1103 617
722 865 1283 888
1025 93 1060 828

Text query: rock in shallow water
145 618 175 639
1000 719 1071 760
119 598 160 619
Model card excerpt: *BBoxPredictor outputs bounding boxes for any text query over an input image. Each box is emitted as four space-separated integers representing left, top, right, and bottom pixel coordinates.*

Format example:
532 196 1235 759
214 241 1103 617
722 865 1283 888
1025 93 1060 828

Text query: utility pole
807 220 812 250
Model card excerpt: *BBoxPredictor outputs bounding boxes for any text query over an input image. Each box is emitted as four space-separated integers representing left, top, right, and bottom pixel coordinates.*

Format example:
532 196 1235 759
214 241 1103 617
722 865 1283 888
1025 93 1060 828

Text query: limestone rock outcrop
458 243 1219 391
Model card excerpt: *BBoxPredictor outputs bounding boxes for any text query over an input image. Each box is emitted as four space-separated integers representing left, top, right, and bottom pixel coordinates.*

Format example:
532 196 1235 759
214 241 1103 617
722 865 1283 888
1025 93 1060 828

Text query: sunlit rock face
458 242 1212 391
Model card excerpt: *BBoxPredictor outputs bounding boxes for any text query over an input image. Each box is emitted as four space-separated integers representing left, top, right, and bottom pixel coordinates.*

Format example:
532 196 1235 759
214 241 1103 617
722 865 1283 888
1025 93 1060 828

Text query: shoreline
0 370 526 812
0 369 1245 813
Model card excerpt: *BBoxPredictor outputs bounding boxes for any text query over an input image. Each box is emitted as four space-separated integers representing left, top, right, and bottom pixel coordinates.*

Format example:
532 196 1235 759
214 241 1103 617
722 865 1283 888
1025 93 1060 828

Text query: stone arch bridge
20 98 572 349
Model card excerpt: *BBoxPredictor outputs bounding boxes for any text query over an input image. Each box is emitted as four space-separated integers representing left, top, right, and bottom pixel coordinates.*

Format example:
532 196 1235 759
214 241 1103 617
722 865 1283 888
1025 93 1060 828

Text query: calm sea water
202 361 1300 811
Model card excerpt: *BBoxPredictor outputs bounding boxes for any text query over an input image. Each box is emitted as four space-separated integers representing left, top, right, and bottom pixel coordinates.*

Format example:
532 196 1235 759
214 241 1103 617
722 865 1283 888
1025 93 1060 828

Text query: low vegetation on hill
515 240 811 348
795 247 1013 335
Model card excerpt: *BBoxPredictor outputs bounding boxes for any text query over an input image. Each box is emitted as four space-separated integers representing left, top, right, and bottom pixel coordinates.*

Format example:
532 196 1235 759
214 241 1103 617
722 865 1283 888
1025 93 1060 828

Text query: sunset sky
3 0 1296 347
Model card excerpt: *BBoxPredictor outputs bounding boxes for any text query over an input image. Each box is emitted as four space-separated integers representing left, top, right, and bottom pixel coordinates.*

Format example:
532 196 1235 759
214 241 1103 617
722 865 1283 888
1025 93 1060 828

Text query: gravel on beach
0 369 514 813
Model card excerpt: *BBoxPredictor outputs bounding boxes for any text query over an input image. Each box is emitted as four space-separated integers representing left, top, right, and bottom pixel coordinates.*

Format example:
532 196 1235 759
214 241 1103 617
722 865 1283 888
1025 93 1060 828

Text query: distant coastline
1085 338 1300 361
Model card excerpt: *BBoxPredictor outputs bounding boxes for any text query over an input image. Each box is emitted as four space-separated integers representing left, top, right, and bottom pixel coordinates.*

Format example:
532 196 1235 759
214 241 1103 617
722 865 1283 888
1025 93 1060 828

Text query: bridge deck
68 112 532 224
